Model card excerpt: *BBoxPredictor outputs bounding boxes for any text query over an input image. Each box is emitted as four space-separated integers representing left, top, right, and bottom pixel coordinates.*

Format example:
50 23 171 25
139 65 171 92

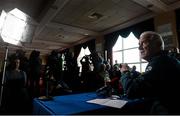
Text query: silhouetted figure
47 50 61 82
110 65 122 95
15 49 29 74
28 50 42 98
130 65 141 78
79 55 92 91
1 54 30 114
45 50 71 96
64 52 79 91
90 52 104 73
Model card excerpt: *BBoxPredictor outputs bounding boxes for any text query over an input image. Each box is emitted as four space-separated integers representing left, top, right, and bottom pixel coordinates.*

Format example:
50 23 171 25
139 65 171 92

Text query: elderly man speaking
120 31 180 114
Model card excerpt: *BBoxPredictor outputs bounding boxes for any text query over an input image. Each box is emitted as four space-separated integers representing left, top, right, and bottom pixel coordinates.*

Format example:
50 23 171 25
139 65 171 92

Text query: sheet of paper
87 98 127 109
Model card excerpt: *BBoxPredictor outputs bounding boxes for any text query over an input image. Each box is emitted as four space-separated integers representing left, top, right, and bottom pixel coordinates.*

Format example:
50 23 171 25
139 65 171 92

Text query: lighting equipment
0 8 35 107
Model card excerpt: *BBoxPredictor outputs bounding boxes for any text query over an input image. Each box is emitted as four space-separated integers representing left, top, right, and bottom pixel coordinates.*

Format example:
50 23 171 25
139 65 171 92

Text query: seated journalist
120 31 180 114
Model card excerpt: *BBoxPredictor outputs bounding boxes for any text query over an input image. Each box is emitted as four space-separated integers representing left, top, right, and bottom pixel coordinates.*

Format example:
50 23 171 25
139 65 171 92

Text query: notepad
87 98 128 109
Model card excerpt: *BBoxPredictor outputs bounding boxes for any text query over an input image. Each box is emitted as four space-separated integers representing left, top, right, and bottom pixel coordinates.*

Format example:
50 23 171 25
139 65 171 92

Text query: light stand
0 45 9 107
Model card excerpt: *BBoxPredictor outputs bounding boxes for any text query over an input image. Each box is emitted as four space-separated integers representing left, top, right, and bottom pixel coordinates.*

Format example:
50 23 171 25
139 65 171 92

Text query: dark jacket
121 51 180 114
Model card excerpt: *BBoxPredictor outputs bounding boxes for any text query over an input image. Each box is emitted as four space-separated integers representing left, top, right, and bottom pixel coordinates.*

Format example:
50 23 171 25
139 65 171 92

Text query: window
112 32 147 72
77 47 91 72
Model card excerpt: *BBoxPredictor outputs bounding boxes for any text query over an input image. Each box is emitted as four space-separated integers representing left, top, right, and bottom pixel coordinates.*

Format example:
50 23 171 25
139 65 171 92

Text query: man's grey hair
141 31 165 50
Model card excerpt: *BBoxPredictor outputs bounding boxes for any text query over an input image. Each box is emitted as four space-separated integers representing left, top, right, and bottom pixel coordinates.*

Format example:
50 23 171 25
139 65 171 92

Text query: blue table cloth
33 92 106 115
33 92 145 115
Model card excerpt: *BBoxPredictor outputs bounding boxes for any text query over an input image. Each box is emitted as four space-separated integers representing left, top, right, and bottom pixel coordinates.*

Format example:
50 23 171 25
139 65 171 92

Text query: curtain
175 8 180 48
82 39 95 53
74 44 82 59
104 33 119 63
74 39 95 58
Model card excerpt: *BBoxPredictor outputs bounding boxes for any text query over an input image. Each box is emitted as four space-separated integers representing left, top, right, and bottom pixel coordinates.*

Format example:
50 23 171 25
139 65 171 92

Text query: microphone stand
38 67 53 100
0 46 9 107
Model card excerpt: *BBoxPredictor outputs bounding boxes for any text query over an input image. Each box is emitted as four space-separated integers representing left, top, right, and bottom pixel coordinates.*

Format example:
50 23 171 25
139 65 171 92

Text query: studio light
0 8 28 46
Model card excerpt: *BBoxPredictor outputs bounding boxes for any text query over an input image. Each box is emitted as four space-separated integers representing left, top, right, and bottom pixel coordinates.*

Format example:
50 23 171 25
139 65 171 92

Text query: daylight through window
112 32 147 72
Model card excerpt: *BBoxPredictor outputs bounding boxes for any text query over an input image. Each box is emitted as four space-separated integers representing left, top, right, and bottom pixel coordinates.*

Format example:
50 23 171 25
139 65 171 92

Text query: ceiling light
58 34 64 38
88 12 103 20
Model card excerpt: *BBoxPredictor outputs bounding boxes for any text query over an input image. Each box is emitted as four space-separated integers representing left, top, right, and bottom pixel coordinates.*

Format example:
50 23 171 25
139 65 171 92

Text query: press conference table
33 92 144 115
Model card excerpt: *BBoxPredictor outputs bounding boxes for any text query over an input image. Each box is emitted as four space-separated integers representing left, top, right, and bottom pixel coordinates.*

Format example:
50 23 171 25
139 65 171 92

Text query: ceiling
0 0 180 55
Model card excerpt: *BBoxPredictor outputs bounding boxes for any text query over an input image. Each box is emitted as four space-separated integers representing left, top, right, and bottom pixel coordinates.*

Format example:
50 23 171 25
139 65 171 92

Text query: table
33 92 145 115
